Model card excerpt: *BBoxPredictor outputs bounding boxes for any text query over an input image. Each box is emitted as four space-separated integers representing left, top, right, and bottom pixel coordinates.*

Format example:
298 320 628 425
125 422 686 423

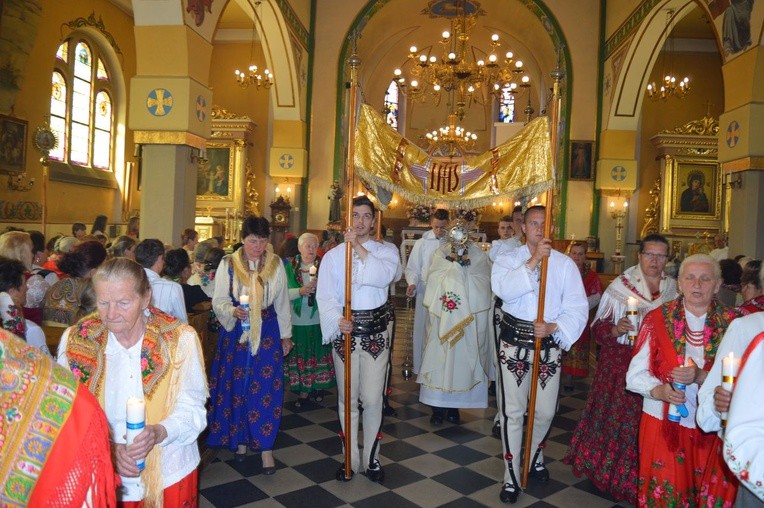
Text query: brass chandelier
393 4 526 120
234 1 274 90
646 10 690 101
423 111 477 156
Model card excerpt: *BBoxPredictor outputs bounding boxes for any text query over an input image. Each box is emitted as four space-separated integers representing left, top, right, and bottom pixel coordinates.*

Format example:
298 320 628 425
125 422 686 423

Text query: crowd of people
1 205 762 507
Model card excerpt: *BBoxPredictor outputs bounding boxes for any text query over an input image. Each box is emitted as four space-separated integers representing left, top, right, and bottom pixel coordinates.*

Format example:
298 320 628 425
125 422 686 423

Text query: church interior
1 0 764 505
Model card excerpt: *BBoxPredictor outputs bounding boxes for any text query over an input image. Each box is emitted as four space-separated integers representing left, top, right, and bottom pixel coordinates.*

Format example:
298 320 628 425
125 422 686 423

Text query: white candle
308 265 317 281
126 397 146 471
239 294 249 306
626 297 639 345
720 351 740 427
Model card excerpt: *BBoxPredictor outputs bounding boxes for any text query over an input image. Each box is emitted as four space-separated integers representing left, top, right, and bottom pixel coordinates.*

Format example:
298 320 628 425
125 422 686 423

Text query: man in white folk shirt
488 206 524 262
488 207 524 436
405 208 450 378
491 205 588 504
135 239 188 323
316 196 401 483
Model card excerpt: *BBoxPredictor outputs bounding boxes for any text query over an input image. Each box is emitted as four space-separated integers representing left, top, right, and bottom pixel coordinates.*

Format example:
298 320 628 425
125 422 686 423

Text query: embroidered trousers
496 342 562 485
332 331 390 472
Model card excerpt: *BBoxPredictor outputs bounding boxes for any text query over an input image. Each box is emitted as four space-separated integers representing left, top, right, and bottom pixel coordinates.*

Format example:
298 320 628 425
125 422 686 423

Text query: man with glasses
563 233 678 505
491 205 588 504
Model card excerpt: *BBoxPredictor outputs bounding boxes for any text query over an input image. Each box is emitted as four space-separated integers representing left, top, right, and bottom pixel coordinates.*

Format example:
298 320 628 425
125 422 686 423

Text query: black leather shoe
492 420 501 438
529 462 550 483
335 464 354 481
430 410 444 426
234 451 247 463
382 404 398 417
446 408 461 424
499 483 520 503
365 459 385 483
488 381 496 396
262 465 276 475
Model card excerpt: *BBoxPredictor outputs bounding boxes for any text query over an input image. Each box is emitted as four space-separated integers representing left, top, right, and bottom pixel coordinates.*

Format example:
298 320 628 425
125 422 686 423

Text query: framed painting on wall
660 156 722 234
569 140 594 180
0 115 28 174
196 141 235 204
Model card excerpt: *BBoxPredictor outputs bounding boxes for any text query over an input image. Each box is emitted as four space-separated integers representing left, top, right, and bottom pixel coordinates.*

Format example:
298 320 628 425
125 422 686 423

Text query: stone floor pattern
199 338 631 507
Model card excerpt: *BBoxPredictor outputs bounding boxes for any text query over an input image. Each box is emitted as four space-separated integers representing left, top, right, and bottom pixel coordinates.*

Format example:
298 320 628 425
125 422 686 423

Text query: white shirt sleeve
271 262 293 339
212 257 237 332
359 242 401 289
158 326 209 446
724 338 764 501
404 238 425 286
316 249 343 343
626 329 662 398
25 320 51 356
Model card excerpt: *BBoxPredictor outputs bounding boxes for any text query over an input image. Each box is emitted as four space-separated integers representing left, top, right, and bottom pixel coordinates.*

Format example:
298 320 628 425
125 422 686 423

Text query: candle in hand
626 297 639 345
126 397 146 471
720 352 740 427
308 265 317 307
308 265 317 278
239 294 249 306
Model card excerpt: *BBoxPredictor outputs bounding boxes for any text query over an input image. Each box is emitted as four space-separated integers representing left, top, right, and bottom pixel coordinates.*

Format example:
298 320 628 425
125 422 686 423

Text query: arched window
383 80 399 130
498 87 515 123
50 36 115 172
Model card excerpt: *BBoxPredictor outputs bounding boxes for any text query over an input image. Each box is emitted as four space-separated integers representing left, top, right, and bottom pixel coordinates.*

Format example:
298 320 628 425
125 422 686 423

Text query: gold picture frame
196 140 235 206
0 115 27 174
660 156 722 235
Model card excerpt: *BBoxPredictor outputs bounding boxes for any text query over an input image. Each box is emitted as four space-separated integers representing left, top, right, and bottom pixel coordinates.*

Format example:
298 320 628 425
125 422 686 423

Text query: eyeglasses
641 252 669 260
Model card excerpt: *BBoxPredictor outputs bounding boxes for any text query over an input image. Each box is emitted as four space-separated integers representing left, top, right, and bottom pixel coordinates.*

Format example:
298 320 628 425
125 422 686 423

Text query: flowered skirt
283 323 335 394
636 414 715 507
207 306 283 451
563 334 641 503
697 435 739 507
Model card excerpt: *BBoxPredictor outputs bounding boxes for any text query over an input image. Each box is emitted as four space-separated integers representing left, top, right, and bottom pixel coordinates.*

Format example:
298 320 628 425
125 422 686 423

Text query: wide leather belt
498 311 557 350
350 303 389 336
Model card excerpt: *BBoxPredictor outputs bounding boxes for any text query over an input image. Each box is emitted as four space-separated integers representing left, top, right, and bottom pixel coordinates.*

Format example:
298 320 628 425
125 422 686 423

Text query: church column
128 24 213 244
718 47 764 259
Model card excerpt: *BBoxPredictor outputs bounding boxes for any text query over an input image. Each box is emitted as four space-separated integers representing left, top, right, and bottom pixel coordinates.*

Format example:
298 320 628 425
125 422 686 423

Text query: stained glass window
50 72 67 161
499 87 516 123
383 80 399 130
56 42 68 63
49 36 115 171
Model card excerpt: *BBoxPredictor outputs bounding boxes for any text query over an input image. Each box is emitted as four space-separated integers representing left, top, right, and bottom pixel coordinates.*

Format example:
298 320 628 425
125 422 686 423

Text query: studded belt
498 311 557 350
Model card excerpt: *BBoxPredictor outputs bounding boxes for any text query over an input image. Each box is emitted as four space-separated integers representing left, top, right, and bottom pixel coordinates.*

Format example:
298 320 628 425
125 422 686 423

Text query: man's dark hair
523 205 545 221
639 234 670 254
512 205 523 215
499 215 513 223
163 248 191 278
719 258 742 286
90 215 108 234
352 195 376 216
135 239 166 268
433 208 449 221
741 260 762 290
241 216 270 239
0 256 25 293
46 234 62 253
28 231 46 255
72 223 86 235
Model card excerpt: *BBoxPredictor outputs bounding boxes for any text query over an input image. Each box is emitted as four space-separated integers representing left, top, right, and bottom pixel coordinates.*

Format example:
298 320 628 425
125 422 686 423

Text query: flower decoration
455 208 481 224
407 204 433 223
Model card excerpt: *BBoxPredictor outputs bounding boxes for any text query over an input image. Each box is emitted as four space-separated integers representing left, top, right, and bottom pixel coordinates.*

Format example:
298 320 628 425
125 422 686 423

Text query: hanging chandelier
425 112 477 150
646 10 690 101
234 1 274 90
393 2 526 120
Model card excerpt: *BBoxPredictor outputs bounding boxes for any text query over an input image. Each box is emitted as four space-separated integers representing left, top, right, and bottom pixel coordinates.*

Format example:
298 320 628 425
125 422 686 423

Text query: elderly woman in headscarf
207 216 293 473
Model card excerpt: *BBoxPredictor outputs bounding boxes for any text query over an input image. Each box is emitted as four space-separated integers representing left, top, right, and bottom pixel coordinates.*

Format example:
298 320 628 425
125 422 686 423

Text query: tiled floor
199 314 629 507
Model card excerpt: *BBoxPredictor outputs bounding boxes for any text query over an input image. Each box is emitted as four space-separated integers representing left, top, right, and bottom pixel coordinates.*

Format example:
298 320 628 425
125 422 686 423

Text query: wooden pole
521 60 563 489
342 41 361 481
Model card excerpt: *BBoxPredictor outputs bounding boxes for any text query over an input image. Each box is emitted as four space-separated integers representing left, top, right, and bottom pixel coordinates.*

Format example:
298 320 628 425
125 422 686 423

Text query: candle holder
609 193 629 274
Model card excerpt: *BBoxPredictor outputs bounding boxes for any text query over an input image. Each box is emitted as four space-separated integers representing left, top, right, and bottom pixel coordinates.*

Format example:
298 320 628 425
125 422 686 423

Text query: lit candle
126 397 146 471
239 294 249 306
626 297 639 346
308 265 317 278
307 265 317 307
720 351 740 427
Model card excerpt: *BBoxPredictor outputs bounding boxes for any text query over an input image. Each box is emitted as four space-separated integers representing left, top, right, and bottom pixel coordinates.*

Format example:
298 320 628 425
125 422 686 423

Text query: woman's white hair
297 232 318 249
678 254 721 280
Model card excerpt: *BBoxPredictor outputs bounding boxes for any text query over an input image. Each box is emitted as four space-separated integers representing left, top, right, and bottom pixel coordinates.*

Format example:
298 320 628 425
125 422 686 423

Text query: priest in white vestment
418 230 491 424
